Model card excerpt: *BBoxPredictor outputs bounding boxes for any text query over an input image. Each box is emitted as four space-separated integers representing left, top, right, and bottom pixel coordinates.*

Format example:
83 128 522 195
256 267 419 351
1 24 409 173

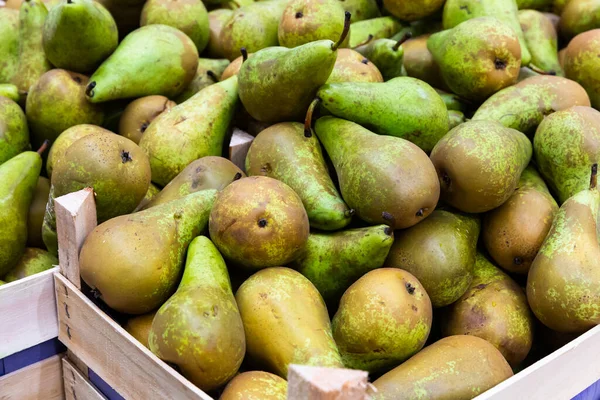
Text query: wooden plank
54 188 97 289
0 267 59 358
476 324 600 400
0 354 64 400
54 273 212 400
63 358 107 400
287 365 370 400
67 349 89 378
229 128 254 172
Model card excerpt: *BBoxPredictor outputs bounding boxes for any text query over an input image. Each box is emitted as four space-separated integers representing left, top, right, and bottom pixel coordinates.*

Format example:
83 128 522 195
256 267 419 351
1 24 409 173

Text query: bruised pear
220 371 287 400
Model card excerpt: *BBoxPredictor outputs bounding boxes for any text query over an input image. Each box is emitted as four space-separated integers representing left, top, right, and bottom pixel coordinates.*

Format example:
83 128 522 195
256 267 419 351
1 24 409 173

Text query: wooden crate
0 354 65 400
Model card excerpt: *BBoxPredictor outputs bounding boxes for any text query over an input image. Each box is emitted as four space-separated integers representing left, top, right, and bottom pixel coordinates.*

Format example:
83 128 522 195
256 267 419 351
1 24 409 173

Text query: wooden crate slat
287 364 370 399
63 358 107 400
0 354 64 400
229 128 254 172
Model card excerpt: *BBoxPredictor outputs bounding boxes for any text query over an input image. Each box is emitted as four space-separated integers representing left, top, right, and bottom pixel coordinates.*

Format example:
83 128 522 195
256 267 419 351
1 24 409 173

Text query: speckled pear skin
291 225 393 305
442 253 534 367
3 247 57 282
564 29 600 110
0 96 29 165
315 117 440 229
42 0 118 73
175 58 230 103
402 34 449 92
372 335 513 400
0 9 19 84
238 41 337 123
235 267 344 378
332 268 432 374
27 176 50 248
341 0 380 22
384 0 444 21
206 9 232 59
448 110 465 129
220 371 287 400
534 106 600 203
442 0 531 65
0 150 42 276
354 38 404 80
219 1 287 61
326 48 383 83
518 10 563 76
79 189 217 315
143 156 244 210
349 17 403 48
149 236 245 391
559 0 600 41
527 169 600 333
86 25 199 103
118 96 176 144
0 84 20 102
473 75 590 136
278 0 347 48
246 122 351 230
318 78 449 153
430 120 532 213
139 76 239 187
483 166 558 274
124 311 156 349
385 209 480 308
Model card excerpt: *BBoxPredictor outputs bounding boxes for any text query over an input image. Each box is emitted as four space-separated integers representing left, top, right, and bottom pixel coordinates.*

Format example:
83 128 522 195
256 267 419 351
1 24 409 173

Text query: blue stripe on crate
89 369 125 400
2 338 66 374
0 358 4 377
573 380 600 400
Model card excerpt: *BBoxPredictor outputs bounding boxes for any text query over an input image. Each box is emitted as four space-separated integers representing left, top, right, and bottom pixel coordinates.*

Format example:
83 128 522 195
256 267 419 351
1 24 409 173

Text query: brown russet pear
326 48 383 83
564 29 600 110
206 9 232 59
559 0 600 41
124 312 156 349
402 34 448 91
220 371 287 400
383 0 444 21
119 96 176 144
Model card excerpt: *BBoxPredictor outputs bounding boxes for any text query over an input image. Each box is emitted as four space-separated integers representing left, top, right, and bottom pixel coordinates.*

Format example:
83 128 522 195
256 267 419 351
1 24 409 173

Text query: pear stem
304 98 321 137
37 140 50 155
352 34 373 49
332 11 351 51
240 47 248 63
85 81 96 98
228 0 241 8
206 70 219 82
382 211 396 228
590 164 597 189
392 31 412 51
528 64 556 76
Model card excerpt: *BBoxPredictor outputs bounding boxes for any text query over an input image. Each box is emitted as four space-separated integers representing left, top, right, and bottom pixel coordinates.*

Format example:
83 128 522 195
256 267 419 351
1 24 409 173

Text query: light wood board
63 358 106 400
0 354 64 400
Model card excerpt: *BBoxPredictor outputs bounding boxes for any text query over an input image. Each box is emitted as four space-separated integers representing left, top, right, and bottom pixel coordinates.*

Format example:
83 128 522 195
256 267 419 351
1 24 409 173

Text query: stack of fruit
1 0 599 397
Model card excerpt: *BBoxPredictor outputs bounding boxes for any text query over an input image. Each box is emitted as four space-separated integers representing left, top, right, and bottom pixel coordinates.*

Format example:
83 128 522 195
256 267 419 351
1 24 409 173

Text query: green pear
332 268 432 374
86 24 199 103
235 267 344 377
354 37 406 80
134 182 160 211
564 29 600 110
559 0 600 41
0 96 29 165
385 209 480 307
206 9 233 59
245 122 352 230
0 148 43 276
448 110 465 129
519 10 563 76
317 77 449 153
314 117 440 229
473 76 591 136
442 0 532 65
349 16 403 48
534 106 600 203
0 84 20 102
402 34 449 91
221 371 287 400
436 89 467 111
118 96 176 144
95 0 145 40
141 0 209 53
383 0 444 21
326 48 383 83
124 312 155 349
26 69 105 147
149 236 245 391
516 0 553 10
174 58 230 103
3 247 57 282
517 66 541 82
527 165 600 333
139 76 239 186
42 0 118 73
428 17 522 102
291 225 394 305
0 9 19 84
340 0 380 22
430 120 532 213
79 189 217 314
27 176 50 248
11 0 52 99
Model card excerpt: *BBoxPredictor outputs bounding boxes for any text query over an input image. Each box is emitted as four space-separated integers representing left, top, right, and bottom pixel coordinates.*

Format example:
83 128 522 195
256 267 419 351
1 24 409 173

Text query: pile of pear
1 0 600 397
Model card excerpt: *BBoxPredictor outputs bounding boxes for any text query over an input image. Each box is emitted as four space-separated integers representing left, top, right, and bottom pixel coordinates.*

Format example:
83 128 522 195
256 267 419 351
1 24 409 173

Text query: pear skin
401 34 449 91
220 371 287 400
326 48 383 83
341 0 380 22
349 16 403 48
383 0 444 21
27 176 50 248
354 37 406 80
448 110 465 129
519 10 564 76
206 9 233 59
0 9 19 84
221 54 250 81
134 183 160 211
0 84 20 102
3 247 57 282
564 29 600 110
124 312 156 349
559 0 600 41
119 96 176 144
175 58 230 103
0 96 29 165
516 0 553 9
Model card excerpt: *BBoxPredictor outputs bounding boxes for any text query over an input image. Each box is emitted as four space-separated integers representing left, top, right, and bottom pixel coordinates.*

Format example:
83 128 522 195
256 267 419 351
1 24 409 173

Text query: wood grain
0 354 64 400
287 364 370 400
63 358 107 400
229 128 254 172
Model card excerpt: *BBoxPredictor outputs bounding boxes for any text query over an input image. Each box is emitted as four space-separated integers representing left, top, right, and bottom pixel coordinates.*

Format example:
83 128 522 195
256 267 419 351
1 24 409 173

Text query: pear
11 0 52 99
372 336 513 400
221 54 250 81
220 371 287 400
519 10 564 76
142 156 244 209
206 9 233 59
430 120 532 213
0 96 29 165
95 0 145 40
385 209 480 307
402 34 449 91
219 1 288 61
245 122 352 230
235 267 344 377
42 0 118 73
442 253 534 367
118 96 176 144
291 225 394 305
41 184 58 256
516 0 553 9
435 90 469 112
428 17 522 102
442 0 532 66
86 25 199 103
534 106 600 203
134 183 160 211
0 9 19 84
314 117 440 229
317 77 448 152
26 69 105 147
139 76 239 186
353 36 407 80
349 16 403 48
27 177 50 248
333 269 432 374
326 48 383 83
483 166 559 274
149 236 245 391
124 312 156 349
209 176 310 270
383 0 445 21
473 76 591 136
238 13 350 123
448 110 465 129
175 58 230 103
340 0 380 22
527 164 600 333
564 29 600 110
79 189 217 314
0 84 20 102
559 0 600 41
3 247 57 282
0 148 44 276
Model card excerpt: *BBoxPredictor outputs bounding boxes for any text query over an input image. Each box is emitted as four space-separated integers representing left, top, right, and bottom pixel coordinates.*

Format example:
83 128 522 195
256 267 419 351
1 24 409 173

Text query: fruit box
0 354 64 400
